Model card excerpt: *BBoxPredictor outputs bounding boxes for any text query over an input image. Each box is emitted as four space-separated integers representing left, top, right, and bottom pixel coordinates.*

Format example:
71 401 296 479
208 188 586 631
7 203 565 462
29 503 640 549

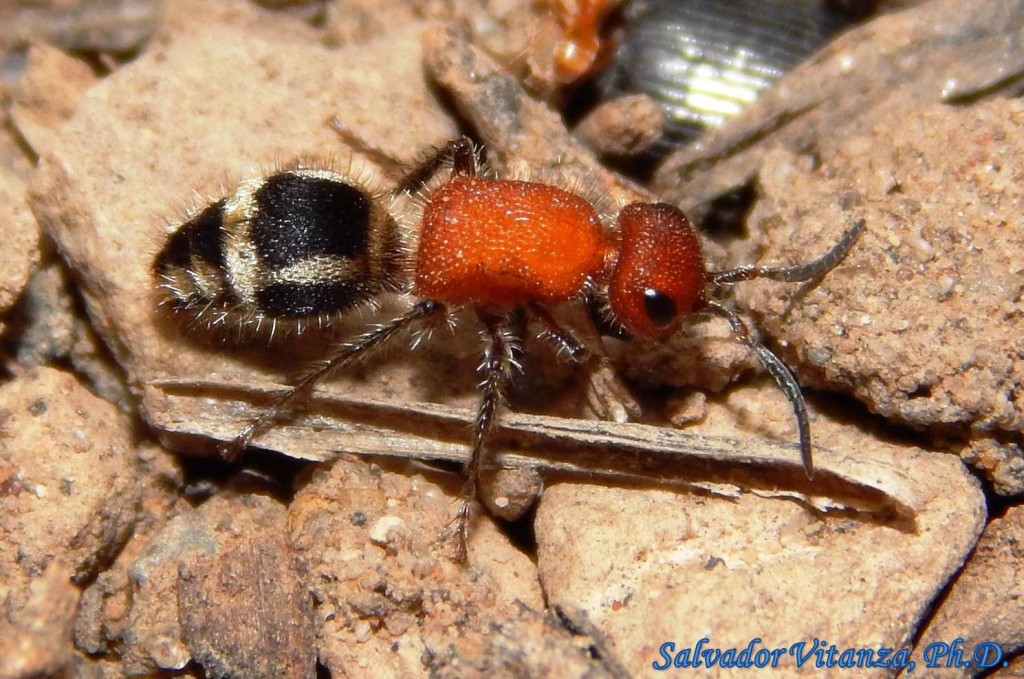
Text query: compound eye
643 288 678 328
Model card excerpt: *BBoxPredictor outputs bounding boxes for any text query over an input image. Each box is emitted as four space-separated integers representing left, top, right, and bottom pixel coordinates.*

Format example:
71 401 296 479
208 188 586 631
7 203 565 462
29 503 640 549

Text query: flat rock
536 381 986 678
739 99 1024 492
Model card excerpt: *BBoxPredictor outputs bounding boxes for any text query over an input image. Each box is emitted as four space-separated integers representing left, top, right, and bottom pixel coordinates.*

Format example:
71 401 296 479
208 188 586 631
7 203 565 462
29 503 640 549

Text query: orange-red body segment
415 176 610 308
608 202 706 337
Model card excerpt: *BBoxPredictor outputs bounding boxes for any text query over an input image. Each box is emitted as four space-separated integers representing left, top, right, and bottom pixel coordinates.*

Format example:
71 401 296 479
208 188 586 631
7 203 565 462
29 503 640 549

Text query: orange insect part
607 202 706 338
415 176 610 308
553 0 616 83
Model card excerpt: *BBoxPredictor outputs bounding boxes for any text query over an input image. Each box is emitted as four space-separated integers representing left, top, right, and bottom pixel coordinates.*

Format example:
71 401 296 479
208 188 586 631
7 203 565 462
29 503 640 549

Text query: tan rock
289 456 544 678
0 367 138 585
914 505 1024 677
536 381 986 678
0 368 137 676
10 43 98 158
741 99 1024 491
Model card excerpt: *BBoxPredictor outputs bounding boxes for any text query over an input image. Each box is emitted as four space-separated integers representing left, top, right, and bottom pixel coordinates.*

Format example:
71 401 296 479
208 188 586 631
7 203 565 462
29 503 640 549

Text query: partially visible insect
551 0 622 84
599 0 874 154
153 136 864 561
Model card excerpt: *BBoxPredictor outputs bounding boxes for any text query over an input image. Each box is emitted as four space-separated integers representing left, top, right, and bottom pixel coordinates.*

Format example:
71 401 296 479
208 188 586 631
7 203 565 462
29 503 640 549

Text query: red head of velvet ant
154 136 863 561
